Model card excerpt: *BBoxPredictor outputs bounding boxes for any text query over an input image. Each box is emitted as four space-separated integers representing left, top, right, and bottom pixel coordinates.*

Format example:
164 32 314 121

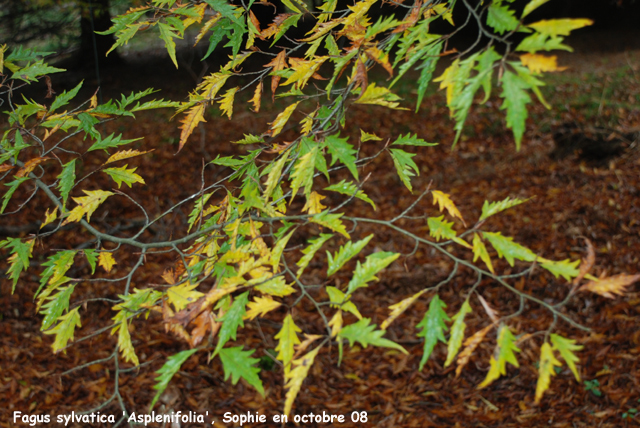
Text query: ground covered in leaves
2 30 640 427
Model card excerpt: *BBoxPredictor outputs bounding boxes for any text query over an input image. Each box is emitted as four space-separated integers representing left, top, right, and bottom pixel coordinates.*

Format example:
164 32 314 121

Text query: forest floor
1 29 640 427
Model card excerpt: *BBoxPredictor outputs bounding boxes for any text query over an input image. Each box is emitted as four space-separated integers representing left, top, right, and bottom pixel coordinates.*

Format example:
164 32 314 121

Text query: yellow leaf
250 81 262 113
40 207 58 229
282 56 328 90
299 109 316 135
365 46 393 77
276 314 301 377
301 19 343 42
472 233 494 274
218 86 238 119
62 190 114 225
432 190 466 226
284 345 321 417
520 53 567 74
433 59 460 110
302 191 327 215
167 282 204 312
354 83 407 110
535 342 562 403
528 18 593 36
244 296 282 321
178 103 206 152
195 15 221 46
90 94 98 109
341 0 377 28
381 289 427 330
294 334 322 357
328 310 343 338
182 3 207 29
98 250 116 273
105 149 152 165
196 72 231 101
579 273 640 299
360 130 382 142
268 101 300 137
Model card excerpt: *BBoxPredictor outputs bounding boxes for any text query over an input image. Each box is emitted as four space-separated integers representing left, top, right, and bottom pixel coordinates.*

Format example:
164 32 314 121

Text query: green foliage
0 1 612 418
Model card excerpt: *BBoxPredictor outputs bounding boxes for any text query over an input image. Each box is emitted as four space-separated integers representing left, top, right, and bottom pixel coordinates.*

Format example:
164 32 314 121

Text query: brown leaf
189 308 213 348
249 10 262 35
476 293 499 324
15 157 51 178
0 163 13 174
580 273 640 298
260 13 291 39
392 0 422 34
456 324 493 377
573 238 595 286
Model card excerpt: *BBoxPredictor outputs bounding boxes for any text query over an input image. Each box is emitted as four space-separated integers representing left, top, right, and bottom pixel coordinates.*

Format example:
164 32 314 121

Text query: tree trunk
76 0 121 68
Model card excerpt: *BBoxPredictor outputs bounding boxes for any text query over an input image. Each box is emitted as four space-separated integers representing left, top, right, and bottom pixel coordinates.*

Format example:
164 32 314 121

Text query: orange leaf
264 49 287 98
15 157 50 178
189 308 213 348
251 81 263 113
456 324 493 377
572 238 595 286
392 0 422 34
178 103 206 151
580 273 640 299
0 164 13 174
249 10 262 35
260 13 292 39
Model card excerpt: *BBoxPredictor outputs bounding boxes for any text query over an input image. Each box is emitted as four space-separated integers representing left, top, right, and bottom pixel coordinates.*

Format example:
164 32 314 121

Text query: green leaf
11 60 64 82
150 349 198 409
102 165 145 188
50 81 83 113
233 134 265 145
219 346 265 396
324 180 376 210
327 234 373 276
290 146 317 202
486 3 520 35
263 151 290 201
325 134 358 180
416 295 450 370
213 291 250 356
204 0 243 27
310 211 349 239
479 196 528 221
1 177 29 214
40 284 76 331
57 159 76 208
415 42 443 112
444 300 472 367
500 69 532 149
389 148 419 192
482 231 537 266
158 22 180 68
296 233 333 278
88 133 142 152
540 259 580 281
391 133 436 147
84 250 97 274
43 307 81 353
326 286 362 319
427 216 471 248
347 251 399 295
36 250 76 300
4 238 34 292
339 318 407 354
478 324 521 389
275 314 301 376
522 0 551 18
516 33 572 53
550 333 583 382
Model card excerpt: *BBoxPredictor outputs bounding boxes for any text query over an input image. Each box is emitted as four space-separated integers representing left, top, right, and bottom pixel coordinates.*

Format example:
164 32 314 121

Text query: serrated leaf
233 134 264 145
456 324 493 377
254 276 296 297
158 22 180 68
213 291 249 356
11 60 63 82
427 216 471 248
41 207 58 230
150 349 198 409
324 180 376 210
417 295 450 370
269 101 300 137
105 149 151 165
219 346 264 395
1 177 29 214
327 234 373 276
339 318 407 354
579 273 640 299
528 18 593 37
445 300 472 367
540 259 580 281
486 3 520 35
4 238 35 293
98 250 117 273
381 289 427 330
550 333 583 382
391 133 436 147
284 345 321 417
276 313 301 376
283 56 327 90
415 42 442 112
520 53 566 73
325 134 358 180
347 251 399 295
296 233 333 278
49 81 83 113
326 286 362 320
289 146 317 202
62 190 114 225
178 103 206 152
263 151 290 201
310 211 349 239
40 284 76 331
43 307 81 353
302 191 326 215
535 342 562 403
354 83 406 109
218 86 238 119
167 282 205 312
244 296 282 321
204 0 243 27
87 133 142 152
270 229 295 273
389 148 418 192
478 324 521 389
482 231 536 266
472 233 494 274
479 196 528 221
360 130 382 142
432 190 466 226
500 69 532 150
102 164 145 188
111 314 139 366
522 0 550 18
